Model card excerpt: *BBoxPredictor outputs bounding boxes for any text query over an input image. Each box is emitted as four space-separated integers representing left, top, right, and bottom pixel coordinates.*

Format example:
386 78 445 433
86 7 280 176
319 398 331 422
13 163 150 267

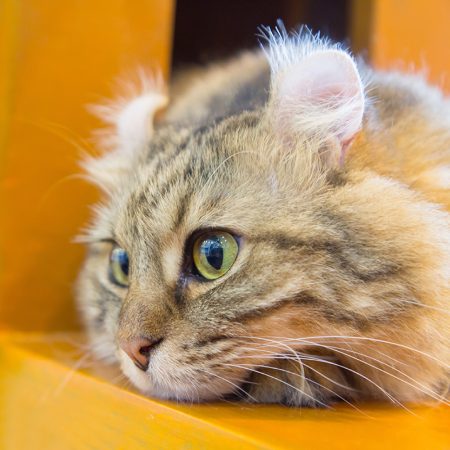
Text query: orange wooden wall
0 0 174 331
352 0 450 92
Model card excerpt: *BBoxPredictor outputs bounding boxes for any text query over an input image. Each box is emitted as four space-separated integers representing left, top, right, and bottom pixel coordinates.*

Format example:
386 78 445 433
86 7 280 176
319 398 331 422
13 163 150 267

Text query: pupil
203 238 223 270
118 251 129 275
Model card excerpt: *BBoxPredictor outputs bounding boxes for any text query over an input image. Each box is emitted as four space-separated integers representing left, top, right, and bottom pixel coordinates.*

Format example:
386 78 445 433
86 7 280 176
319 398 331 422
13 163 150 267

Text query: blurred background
172 0 349 66
1 0 449 333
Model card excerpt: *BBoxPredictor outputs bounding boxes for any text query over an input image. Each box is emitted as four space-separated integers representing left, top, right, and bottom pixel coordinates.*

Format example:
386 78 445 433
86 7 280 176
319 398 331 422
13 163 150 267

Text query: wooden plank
0 335 262 450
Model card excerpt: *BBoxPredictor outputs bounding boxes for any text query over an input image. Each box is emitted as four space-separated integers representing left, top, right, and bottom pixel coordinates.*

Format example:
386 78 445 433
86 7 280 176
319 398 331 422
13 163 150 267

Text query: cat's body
77 29 450 406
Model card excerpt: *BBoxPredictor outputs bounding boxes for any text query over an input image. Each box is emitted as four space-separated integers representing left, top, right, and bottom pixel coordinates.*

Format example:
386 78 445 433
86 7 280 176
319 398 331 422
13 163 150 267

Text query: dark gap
172 0 349 68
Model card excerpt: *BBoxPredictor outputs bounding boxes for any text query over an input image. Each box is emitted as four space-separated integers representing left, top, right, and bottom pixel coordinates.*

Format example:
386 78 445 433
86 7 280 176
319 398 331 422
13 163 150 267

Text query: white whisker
238 335 450 369
197 150 259 196
223 362 330 408
234 335 413 411
198 367 258 403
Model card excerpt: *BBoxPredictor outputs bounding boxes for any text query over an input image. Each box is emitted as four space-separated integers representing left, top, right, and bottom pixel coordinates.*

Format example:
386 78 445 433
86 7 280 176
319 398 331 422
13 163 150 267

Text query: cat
76 26 450 407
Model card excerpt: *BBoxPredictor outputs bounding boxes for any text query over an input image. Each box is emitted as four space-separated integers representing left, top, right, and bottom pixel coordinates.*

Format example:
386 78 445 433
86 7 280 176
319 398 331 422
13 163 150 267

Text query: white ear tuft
84 71 168 194
91 71 168 154
116 91 167 154
262 27 365 160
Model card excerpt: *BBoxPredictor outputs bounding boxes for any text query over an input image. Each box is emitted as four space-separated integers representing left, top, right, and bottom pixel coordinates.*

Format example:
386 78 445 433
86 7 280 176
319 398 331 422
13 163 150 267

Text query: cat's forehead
115 116 274 248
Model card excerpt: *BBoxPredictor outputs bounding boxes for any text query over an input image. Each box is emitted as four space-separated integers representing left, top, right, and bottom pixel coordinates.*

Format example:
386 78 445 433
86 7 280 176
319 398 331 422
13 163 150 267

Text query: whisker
234 350 343 388
292 358 358 393
238 335 450 369
197 368 258 403
259 359 369 415
242 336 447 408
396 300 450 315
223 362 330 408
313 343 450 405
234 336 412 411
17 117 98 156
197 150 260 197
237 344 337 362
249 338 413 372
51 352 93 398
322 343 446 394
200 368 257 403
36 173 92 211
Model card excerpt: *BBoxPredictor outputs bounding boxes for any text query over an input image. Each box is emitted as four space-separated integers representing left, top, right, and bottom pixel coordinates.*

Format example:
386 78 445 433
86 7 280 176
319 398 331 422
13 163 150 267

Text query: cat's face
77 112 446 402
78 113 334 400
77 31 450 404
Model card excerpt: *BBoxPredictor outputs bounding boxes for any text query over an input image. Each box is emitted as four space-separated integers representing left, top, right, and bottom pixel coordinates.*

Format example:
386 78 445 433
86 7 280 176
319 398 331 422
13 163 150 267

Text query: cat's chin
118 349 235 402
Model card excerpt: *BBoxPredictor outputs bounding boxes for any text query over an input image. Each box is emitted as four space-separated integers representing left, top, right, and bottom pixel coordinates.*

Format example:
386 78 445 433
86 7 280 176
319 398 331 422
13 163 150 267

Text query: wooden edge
0 335 267 449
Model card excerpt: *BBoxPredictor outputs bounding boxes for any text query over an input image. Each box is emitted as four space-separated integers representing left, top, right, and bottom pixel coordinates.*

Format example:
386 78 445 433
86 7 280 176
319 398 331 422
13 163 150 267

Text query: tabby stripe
90 278 122 326
234 291 321 323
253 233 400 282
232 290 376 330
173 192 190 229
194 334 231 348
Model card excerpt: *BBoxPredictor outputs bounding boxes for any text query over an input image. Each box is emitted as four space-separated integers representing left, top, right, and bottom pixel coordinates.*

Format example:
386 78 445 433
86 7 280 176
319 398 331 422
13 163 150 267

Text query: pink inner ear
276 50 365 146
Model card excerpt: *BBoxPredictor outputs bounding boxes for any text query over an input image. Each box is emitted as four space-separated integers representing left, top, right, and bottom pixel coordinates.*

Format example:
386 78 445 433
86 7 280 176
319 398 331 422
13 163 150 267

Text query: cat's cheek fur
75 249 124 364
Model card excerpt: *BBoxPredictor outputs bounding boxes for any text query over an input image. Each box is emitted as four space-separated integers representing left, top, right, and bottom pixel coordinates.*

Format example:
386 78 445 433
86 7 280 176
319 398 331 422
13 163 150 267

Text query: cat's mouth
118 346 248 402
119 339 352 405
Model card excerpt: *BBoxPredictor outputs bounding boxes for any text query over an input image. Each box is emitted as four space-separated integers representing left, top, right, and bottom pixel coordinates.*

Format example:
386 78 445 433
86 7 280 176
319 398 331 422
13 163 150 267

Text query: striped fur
76 28 450 406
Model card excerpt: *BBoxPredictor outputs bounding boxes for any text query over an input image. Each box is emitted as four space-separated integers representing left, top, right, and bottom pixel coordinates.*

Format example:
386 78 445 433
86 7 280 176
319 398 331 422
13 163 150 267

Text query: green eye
193 231 239 280
110 247 129 287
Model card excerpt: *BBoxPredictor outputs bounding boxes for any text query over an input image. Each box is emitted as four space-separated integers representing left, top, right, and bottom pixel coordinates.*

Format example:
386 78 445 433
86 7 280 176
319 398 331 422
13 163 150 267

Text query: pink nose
119 336 162 371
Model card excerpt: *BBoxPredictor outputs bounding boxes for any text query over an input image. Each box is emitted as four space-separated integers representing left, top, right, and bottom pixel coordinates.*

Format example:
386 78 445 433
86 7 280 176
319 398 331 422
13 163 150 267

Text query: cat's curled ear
263 28 365 166
83 72 168 194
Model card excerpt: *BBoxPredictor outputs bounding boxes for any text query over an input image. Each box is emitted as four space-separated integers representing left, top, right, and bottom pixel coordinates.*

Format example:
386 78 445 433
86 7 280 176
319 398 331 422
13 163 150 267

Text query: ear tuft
90 70 168 153
261 25 365 160
115 91 167 154
84 70 168 194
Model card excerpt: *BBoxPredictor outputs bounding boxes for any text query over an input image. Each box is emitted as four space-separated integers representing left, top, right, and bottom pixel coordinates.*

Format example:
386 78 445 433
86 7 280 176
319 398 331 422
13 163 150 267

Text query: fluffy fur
76 27 450 407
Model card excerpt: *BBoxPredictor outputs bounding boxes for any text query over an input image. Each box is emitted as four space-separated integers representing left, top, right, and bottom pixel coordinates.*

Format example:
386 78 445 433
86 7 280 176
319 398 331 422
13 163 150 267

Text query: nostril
120 336 163 372
140 337 163 355
139 345 153 357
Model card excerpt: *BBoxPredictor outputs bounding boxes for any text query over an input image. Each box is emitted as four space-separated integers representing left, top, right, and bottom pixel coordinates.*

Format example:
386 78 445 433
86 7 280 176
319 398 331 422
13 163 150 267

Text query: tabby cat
76 27 450 406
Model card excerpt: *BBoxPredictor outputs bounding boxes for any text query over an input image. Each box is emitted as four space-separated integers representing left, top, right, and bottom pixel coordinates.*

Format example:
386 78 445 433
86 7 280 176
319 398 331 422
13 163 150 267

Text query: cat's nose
119 336 162 371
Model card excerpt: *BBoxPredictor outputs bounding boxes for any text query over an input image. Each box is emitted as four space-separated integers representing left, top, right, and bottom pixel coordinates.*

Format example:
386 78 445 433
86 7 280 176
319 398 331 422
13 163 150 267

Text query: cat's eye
193 231 239 280
110 247 129 287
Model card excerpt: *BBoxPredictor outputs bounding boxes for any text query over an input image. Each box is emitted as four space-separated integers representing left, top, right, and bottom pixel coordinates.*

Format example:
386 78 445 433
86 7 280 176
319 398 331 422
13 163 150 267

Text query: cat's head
76 30 449 403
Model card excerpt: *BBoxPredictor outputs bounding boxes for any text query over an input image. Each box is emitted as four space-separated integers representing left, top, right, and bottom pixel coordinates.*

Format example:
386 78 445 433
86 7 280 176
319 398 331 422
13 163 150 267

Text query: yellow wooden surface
0 0 174 331
0 333 449 450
